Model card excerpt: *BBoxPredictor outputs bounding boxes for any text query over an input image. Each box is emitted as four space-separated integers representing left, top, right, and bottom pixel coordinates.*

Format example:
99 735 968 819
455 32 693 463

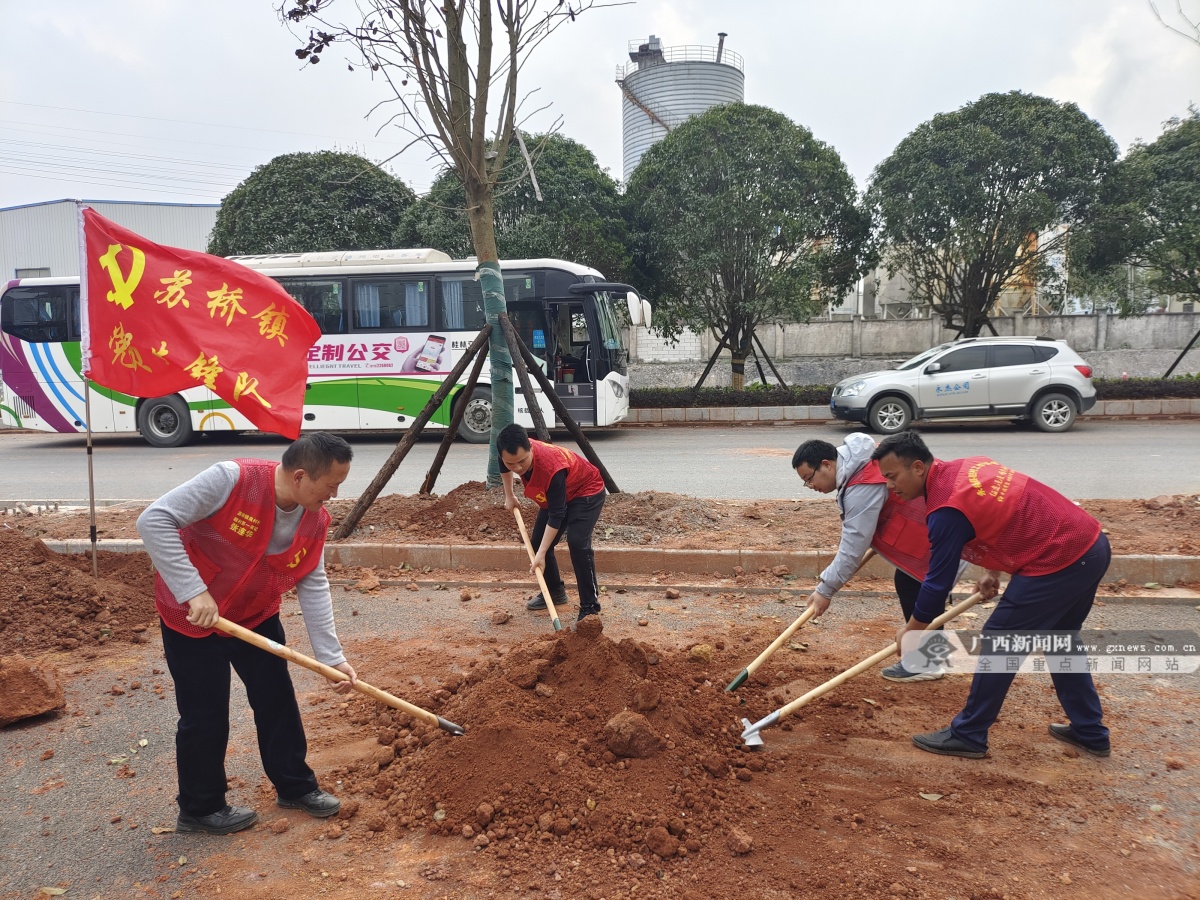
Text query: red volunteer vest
519 440 606 509
925 457 1100 576
156 460 331 637
846 460 932 581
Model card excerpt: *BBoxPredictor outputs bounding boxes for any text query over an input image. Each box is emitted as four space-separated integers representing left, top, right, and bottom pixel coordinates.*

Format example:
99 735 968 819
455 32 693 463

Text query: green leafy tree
1074 111 1200 311
401 132 631 280
208 151 415 255
867 91 1118 337
626 103 869 389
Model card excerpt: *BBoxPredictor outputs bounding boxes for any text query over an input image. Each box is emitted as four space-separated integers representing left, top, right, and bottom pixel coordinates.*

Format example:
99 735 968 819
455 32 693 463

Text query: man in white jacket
792 433 956 682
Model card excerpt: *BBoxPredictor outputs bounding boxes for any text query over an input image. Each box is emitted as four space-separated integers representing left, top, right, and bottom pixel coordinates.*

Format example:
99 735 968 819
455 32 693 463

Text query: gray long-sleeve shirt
136 461 346 666
816 433 888 599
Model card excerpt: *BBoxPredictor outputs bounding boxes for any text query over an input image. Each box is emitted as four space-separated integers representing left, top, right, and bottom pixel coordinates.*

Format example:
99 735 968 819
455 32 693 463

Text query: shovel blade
740 718 764 747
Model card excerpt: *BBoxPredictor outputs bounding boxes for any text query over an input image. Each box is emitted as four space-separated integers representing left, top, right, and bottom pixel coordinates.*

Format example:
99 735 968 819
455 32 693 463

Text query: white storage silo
616 34 745 182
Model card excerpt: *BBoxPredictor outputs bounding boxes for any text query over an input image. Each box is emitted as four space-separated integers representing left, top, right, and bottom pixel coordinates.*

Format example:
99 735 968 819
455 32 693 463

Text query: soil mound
0 530 156 655
328 618 772 883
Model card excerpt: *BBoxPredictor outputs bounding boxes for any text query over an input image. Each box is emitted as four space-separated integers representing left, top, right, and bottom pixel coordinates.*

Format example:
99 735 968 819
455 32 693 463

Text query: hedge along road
0 418 1197 502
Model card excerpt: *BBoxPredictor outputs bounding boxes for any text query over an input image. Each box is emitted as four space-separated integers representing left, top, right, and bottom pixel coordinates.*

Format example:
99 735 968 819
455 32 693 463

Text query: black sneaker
1048 723 1111 757
176 805 258 835
526 591 568 611
577 605 601 621
911 726 987 759
277 789 341 818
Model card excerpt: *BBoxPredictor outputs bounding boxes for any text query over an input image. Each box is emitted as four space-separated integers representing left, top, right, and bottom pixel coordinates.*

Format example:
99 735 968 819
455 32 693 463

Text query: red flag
80 207 319 439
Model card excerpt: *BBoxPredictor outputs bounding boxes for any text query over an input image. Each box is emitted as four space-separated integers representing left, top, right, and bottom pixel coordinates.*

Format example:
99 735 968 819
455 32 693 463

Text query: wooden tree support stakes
507 327 621 494
332 326 493 539
420 340 491 495
498 312 550 441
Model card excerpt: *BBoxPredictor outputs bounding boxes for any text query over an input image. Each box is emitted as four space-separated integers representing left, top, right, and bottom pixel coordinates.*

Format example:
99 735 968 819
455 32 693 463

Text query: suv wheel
867 397 912 435
1031 392 1076 433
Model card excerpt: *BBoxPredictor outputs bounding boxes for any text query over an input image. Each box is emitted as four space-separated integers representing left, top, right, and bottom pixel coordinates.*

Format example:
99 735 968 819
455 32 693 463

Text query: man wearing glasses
792 433 956 682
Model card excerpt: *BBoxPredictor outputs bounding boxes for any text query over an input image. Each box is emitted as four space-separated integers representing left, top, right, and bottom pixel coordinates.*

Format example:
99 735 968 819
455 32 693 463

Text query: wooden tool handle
512 506 562 629
213 616 440 728
773 589 985 721
745 548 879 677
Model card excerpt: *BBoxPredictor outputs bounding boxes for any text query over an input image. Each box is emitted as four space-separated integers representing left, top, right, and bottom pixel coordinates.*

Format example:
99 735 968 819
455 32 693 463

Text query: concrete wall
627 311 1200 362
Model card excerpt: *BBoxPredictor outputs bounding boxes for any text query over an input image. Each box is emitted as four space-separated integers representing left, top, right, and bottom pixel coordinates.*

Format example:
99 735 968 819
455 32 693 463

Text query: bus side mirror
626 291 652 329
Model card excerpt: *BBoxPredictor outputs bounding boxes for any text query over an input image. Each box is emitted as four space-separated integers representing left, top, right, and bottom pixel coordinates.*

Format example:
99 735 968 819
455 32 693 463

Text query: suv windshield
897 342 956 371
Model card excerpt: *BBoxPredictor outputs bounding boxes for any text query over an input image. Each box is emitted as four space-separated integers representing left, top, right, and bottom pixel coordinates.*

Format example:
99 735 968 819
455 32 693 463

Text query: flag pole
77 201 99 579
83 382 99 579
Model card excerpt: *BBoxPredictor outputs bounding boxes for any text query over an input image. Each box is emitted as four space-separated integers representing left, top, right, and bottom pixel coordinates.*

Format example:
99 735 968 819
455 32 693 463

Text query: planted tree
626 103 869 389
402 132 632 282
867 91 1117 337
283 0 597 486
208 151 415 256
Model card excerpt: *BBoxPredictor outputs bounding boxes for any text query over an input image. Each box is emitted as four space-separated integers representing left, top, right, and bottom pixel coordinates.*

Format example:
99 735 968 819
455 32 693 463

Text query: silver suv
830 337 1097 434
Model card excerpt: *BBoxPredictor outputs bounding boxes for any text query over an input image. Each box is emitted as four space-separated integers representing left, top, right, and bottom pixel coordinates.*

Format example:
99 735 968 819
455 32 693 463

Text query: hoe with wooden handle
213 616 465 736
740 589 986 747
513 506 563 631
725 549 877 692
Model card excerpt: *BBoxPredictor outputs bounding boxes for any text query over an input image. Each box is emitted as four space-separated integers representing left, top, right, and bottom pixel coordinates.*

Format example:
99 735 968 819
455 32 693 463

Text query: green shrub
630 376 1200 408
1093 376 1200 400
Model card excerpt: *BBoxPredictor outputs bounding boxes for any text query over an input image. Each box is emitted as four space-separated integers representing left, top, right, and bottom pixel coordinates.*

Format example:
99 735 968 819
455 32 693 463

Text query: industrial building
0 199 218 280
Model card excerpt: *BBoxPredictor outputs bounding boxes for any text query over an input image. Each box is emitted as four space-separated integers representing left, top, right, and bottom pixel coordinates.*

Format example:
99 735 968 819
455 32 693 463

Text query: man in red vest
137 432 358 835
499 423 607 621
873 430 1111 759
793 434 956 682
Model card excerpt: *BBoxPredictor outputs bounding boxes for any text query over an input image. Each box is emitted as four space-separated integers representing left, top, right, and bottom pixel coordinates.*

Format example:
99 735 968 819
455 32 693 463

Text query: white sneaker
881 661 944 682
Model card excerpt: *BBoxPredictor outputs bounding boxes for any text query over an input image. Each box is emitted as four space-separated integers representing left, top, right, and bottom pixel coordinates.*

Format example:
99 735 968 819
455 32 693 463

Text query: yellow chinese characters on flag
80 208 320 439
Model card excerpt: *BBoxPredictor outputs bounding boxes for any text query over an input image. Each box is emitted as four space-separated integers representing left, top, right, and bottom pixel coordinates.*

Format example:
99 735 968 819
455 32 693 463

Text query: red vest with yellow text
847 460 932 581
925 457 1100 576
520 440 605 509
156 460 330 637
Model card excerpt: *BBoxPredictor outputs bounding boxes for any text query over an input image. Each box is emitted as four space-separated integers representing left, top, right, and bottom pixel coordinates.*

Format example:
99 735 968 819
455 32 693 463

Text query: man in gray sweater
137 432 357 835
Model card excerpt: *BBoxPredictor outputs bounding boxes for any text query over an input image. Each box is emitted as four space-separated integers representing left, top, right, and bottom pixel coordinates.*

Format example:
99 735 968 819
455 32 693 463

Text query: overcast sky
2 0 1197 210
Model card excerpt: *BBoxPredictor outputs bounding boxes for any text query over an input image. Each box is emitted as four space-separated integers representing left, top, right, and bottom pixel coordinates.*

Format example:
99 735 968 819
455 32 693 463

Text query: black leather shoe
277 788 341 818
1048 723 1111 757
912 726 987 759
176 805 258 835
526 591 567 611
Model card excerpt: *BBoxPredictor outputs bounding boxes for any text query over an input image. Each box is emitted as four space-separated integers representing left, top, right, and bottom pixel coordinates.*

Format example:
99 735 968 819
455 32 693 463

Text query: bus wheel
137 396 194 448
456 386 492 444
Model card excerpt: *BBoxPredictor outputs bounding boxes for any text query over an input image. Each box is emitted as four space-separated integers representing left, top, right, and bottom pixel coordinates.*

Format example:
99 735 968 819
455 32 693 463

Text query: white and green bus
0 249 650 447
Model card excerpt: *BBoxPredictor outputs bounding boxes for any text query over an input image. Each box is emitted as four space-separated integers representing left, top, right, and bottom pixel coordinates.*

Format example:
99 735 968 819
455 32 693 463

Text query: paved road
0 417 1198 502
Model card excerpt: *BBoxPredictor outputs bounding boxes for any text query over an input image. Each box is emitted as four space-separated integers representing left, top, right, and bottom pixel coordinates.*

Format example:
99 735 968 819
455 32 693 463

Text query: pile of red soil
0 530 157 655
326 618 775 895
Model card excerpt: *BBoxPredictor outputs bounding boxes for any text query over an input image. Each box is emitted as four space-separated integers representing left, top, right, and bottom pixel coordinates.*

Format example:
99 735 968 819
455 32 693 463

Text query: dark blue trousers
950 533 1111 750
161 613 318 817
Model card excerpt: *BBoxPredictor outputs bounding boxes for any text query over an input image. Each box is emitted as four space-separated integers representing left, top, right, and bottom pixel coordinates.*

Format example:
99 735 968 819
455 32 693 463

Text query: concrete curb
625 400 1200 425
43 539 1200 586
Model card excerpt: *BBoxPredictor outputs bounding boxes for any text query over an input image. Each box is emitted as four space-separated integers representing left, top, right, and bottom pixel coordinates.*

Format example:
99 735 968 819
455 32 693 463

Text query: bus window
438 273 542 331
277 279 345 334
0 285 76 343
510 301 550 370
354 279 430 330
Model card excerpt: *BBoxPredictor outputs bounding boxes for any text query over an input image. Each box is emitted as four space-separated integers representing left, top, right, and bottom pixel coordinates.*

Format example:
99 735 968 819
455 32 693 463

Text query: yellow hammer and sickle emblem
97 243 146 311
287 547 308 569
